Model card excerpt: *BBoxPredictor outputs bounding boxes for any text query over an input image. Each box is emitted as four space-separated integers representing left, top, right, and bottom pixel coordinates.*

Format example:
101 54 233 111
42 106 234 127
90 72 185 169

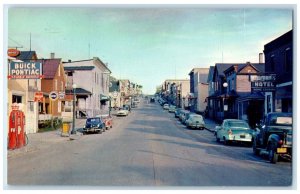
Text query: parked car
174 108 183 118
123 104 131 112
178 110 190 122
117 108 129 116
215 119 253 145
252 112 292 163
182 112 194 125
96 114 113 130
82 117 105 134
185 114 205 130
163 103 169 110
150 97 155 103
168 105 176 113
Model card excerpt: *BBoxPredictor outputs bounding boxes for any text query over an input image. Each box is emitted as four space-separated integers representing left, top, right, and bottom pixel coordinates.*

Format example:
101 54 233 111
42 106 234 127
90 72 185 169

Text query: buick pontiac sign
8 62 43 79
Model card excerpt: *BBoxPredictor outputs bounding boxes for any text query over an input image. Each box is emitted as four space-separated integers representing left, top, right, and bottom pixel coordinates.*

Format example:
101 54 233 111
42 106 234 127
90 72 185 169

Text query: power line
8 37 23 47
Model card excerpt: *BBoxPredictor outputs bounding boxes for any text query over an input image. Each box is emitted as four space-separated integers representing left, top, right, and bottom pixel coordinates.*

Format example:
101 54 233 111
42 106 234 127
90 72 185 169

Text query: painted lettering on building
8 62 43 79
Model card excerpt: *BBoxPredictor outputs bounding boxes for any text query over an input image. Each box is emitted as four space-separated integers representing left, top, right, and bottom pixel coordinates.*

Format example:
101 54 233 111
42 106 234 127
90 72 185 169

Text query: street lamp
71 83 77 134
223 82 228 119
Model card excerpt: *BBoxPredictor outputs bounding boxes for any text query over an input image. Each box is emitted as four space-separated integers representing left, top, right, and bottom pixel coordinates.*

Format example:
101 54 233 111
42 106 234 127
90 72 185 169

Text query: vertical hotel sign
8 62 43 79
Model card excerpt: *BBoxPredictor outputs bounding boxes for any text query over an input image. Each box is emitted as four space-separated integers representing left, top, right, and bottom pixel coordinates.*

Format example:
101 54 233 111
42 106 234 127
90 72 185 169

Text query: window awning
100 94 110 101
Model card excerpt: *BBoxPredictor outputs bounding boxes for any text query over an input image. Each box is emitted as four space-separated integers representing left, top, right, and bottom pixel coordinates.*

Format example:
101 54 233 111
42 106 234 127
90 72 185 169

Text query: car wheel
97 130 102 134
223 137 229 145
268 148 278 164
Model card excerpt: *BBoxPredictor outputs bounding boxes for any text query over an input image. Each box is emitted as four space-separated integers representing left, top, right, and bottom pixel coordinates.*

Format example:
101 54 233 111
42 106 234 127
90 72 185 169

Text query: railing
38 114 52 123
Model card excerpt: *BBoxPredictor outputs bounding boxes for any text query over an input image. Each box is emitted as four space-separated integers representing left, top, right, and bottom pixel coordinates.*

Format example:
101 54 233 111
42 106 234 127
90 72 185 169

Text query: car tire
97 130 102 134
223 137 230 145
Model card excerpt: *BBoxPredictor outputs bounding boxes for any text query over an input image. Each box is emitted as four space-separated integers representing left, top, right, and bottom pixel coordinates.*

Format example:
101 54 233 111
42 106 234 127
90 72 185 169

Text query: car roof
224 119 247 122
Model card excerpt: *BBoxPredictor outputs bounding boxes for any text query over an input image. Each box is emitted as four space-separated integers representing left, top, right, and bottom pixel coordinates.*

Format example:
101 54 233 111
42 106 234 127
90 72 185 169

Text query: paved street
7 99 293 187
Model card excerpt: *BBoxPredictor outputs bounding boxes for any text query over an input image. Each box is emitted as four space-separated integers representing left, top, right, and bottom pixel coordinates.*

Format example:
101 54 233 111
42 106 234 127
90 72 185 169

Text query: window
12 95 22 103
58 66 61 76
61 81 64 91
285 48 292 72
270 56 275 72
54 79 58 90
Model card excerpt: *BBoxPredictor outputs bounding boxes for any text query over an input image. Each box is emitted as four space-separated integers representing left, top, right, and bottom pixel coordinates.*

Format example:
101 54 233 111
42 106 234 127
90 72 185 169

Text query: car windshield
228 121 249 128
191 115 203 121
86 118 100 125
269 115 292 126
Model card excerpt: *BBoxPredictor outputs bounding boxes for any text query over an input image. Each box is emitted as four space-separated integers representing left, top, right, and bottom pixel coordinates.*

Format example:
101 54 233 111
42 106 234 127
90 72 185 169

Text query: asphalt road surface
7 99 293 188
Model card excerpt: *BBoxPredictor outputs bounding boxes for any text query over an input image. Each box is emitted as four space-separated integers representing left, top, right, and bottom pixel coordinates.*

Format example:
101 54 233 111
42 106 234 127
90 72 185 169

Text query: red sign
34 92 44 102
7 49 20 57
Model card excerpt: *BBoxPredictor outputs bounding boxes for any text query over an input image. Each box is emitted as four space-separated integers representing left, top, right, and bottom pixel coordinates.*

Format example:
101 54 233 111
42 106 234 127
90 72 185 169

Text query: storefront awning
100 94 110 101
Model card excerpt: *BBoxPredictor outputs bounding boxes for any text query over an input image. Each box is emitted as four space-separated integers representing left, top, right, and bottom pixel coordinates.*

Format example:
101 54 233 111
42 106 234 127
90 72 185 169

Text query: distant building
263 30 293 114
188 68 209 113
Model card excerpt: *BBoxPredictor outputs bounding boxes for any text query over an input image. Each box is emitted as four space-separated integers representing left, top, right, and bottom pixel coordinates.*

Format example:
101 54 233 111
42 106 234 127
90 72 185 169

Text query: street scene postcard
3 3 296 190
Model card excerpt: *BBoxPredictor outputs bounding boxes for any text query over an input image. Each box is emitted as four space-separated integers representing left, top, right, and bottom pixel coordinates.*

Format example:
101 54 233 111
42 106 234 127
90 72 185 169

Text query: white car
117 108 129 116
215 119 254 145
185 114 205 130
163 104 169 110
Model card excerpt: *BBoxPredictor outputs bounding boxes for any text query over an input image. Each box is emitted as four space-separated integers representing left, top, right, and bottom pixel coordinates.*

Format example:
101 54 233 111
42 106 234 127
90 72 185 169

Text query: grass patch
38 117 63 133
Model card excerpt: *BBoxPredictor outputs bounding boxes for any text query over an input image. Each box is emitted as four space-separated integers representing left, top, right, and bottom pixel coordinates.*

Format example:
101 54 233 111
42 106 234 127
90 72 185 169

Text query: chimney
259 53 264 63
50 53 55 59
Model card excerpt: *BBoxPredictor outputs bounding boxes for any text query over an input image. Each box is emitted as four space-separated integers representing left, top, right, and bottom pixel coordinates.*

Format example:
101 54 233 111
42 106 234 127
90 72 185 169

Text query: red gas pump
8 109 26 150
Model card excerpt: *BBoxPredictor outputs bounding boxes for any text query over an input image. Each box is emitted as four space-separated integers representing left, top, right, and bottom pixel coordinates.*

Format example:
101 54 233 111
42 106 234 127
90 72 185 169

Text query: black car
82 117 105 134
252 112 292 163
150 97 155 103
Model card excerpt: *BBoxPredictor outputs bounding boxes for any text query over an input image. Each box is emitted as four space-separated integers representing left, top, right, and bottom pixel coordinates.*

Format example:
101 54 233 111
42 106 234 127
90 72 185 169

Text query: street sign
250 74 276 92
7 48 20 57
49 91 58 101
34 92 44 102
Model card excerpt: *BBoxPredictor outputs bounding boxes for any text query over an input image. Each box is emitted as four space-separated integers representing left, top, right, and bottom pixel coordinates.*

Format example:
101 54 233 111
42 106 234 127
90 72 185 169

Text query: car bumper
188 124 205 128
227 134 252 142
117 113 127 116
82 127 101 132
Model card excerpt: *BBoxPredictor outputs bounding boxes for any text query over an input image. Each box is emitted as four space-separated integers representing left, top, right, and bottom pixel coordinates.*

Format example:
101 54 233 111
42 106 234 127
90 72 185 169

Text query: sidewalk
7 118 86 158
204 118 219 133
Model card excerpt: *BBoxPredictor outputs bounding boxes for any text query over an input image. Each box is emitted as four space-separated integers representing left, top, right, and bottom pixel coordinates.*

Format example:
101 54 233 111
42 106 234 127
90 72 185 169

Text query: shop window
12 95 22 103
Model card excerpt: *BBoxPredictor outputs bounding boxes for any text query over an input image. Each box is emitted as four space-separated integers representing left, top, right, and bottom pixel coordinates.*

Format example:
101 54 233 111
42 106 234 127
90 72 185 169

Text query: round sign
8 48 20 57
49 91 58 101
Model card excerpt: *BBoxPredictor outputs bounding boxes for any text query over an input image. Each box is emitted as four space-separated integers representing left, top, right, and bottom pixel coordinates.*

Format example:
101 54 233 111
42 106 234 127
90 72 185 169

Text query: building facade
188 68 209 113
263 30 293 114
63 57 111 118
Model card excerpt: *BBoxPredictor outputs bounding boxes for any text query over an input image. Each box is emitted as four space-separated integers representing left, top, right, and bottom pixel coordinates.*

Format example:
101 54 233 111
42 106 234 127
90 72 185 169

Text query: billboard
8 62 43 79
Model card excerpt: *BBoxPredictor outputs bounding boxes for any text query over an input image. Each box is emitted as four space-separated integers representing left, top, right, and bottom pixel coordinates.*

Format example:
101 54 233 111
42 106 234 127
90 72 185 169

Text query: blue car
82 117 105 134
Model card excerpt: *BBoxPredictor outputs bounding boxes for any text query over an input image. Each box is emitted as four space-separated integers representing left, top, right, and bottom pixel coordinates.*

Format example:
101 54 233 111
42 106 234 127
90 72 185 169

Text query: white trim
276 81 292 87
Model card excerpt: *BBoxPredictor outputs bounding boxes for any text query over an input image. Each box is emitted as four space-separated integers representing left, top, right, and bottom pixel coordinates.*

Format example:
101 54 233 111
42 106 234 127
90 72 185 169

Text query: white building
63 57 111 117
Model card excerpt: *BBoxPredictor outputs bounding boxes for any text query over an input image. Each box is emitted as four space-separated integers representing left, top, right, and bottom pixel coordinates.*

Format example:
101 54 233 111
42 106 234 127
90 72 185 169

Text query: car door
219 121 227 140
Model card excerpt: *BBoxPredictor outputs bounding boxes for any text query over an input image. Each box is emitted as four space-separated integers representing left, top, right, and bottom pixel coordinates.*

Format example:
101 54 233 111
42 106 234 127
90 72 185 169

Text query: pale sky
7 6 293 94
